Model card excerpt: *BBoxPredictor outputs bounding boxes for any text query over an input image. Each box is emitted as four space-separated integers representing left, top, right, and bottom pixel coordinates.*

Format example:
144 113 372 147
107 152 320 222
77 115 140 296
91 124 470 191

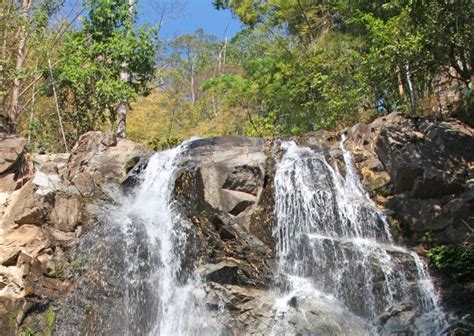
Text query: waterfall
273 139 447 334
112 144 216 336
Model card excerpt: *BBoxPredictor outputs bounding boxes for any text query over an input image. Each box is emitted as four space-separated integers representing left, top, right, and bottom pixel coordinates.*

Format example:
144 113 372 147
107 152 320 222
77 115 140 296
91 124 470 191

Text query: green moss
84 302 93 313
207 241 216 257
67 255 88 279
43 307 55 336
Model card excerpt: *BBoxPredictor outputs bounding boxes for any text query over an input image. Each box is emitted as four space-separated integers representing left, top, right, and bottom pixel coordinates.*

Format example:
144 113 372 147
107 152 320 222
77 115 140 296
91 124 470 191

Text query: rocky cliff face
0 113 472 335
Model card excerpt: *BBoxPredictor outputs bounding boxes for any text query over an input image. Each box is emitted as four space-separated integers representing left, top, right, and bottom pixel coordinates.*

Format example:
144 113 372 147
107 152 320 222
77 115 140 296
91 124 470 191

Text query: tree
214 0 473 133
9 0 32 126
53 0 156 143
1 0 64 132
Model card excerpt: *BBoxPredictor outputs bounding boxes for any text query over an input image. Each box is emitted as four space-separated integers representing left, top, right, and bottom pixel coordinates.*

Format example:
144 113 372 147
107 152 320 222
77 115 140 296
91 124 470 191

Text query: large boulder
374 117 473 198
63 131 152 202
0 132 152 334
174 136 275 289
343 113 473 244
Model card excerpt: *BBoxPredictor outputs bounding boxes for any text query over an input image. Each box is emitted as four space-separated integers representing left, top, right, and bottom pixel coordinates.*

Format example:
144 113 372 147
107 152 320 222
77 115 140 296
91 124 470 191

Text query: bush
427 243 474 281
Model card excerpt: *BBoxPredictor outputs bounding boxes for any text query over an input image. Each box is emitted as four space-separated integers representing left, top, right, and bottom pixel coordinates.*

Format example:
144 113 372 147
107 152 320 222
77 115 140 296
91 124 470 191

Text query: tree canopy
1 0 472 150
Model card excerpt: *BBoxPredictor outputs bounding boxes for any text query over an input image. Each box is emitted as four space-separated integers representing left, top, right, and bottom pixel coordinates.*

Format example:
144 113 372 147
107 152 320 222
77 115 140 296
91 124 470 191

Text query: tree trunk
116 68 129 139
116 0 134 139
47 52 68 152
404 63 416 109
10 0 31 127
190 62 196 105
27 57 38 143
396 64 405 98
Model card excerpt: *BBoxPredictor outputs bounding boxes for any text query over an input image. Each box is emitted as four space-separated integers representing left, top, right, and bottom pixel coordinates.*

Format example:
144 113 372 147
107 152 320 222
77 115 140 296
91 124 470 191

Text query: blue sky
139 0 242 40
55 0 242 41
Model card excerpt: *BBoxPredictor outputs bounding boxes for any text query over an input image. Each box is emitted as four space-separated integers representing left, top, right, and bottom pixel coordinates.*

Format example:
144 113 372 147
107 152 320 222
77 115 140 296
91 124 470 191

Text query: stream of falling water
113 144 217 336
272 138 447 335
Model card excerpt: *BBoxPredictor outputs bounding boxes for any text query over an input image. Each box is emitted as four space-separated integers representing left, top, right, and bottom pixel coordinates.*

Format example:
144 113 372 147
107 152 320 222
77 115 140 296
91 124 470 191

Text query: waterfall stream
113 144 217 336
272 139 447 335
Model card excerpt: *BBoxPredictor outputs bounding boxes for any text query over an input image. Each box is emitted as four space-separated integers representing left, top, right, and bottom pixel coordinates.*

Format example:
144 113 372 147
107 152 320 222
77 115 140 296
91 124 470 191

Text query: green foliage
212 0 473 135
7 0 471 148
19 328 38 336
148 136 182 151
1 0 63 127
47 266 63 278
427 244 474 281
52 0 157 144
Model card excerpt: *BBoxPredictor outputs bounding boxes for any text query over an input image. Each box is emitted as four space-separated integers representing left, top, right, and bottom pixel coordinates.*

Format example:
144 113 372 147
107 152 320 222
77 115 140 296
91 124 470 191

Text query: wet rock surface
0 114 473 335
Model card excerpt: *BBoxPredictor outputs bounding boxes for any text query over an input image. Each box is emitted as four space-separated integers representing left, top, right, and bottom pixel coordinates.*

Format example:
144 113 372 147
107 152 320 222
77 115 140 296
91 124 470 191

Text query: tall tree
9 0 32 126
54 0 156 143
116 0 134 139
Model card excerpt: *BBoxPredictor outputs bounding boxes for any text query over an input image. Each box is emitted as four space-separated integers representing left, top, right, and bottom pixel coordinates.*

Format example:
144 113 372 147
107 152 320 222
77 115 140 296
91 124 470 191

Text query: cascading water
272 139 447 335
111 144 217 336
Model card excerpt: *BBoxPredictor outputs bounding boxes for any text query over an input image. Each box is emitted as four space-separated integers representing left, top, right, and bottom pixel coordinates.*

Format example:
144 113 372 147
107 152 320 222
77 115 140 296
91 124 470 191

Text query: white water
104 137 448 335
273 139 447 334
113 144 216 336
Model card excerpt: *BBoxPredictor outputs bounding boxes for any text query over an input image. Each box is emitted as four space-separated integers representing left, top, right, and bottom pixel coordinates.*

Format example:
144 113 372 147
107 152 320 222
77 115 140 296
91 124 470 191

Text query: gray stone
200 261 239 285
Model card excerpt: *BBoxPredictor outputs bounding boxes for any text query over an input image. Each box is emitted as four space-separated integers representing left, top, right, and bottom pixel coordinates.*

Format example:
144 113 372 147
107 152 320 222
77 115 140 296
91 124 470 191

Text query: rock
200 261 239 285
32 171 62 196
0 265 25 299
0 225 51 259
0 137 27 175
374 116 473 198
0 247 20 266
2 181 50 228
184 136 267 230
411 172 464 198
0 174 17 193
389 188 474 244
0 136 29 193
378 302 420 335
221 189 256 216
222 165 263 196
218 226 236 240
203 283 374 335
64 131 152 201
50 195 82 232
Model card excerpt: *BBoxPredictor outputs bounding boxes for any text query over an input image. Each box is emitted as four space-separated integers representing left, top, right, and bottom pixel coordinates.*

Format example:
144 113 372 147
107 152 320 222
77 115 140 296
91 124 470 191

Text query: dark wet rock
388 188 474 244
218 226 236 240
374 117 473 198
222 165 262 195
200 261 239 285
